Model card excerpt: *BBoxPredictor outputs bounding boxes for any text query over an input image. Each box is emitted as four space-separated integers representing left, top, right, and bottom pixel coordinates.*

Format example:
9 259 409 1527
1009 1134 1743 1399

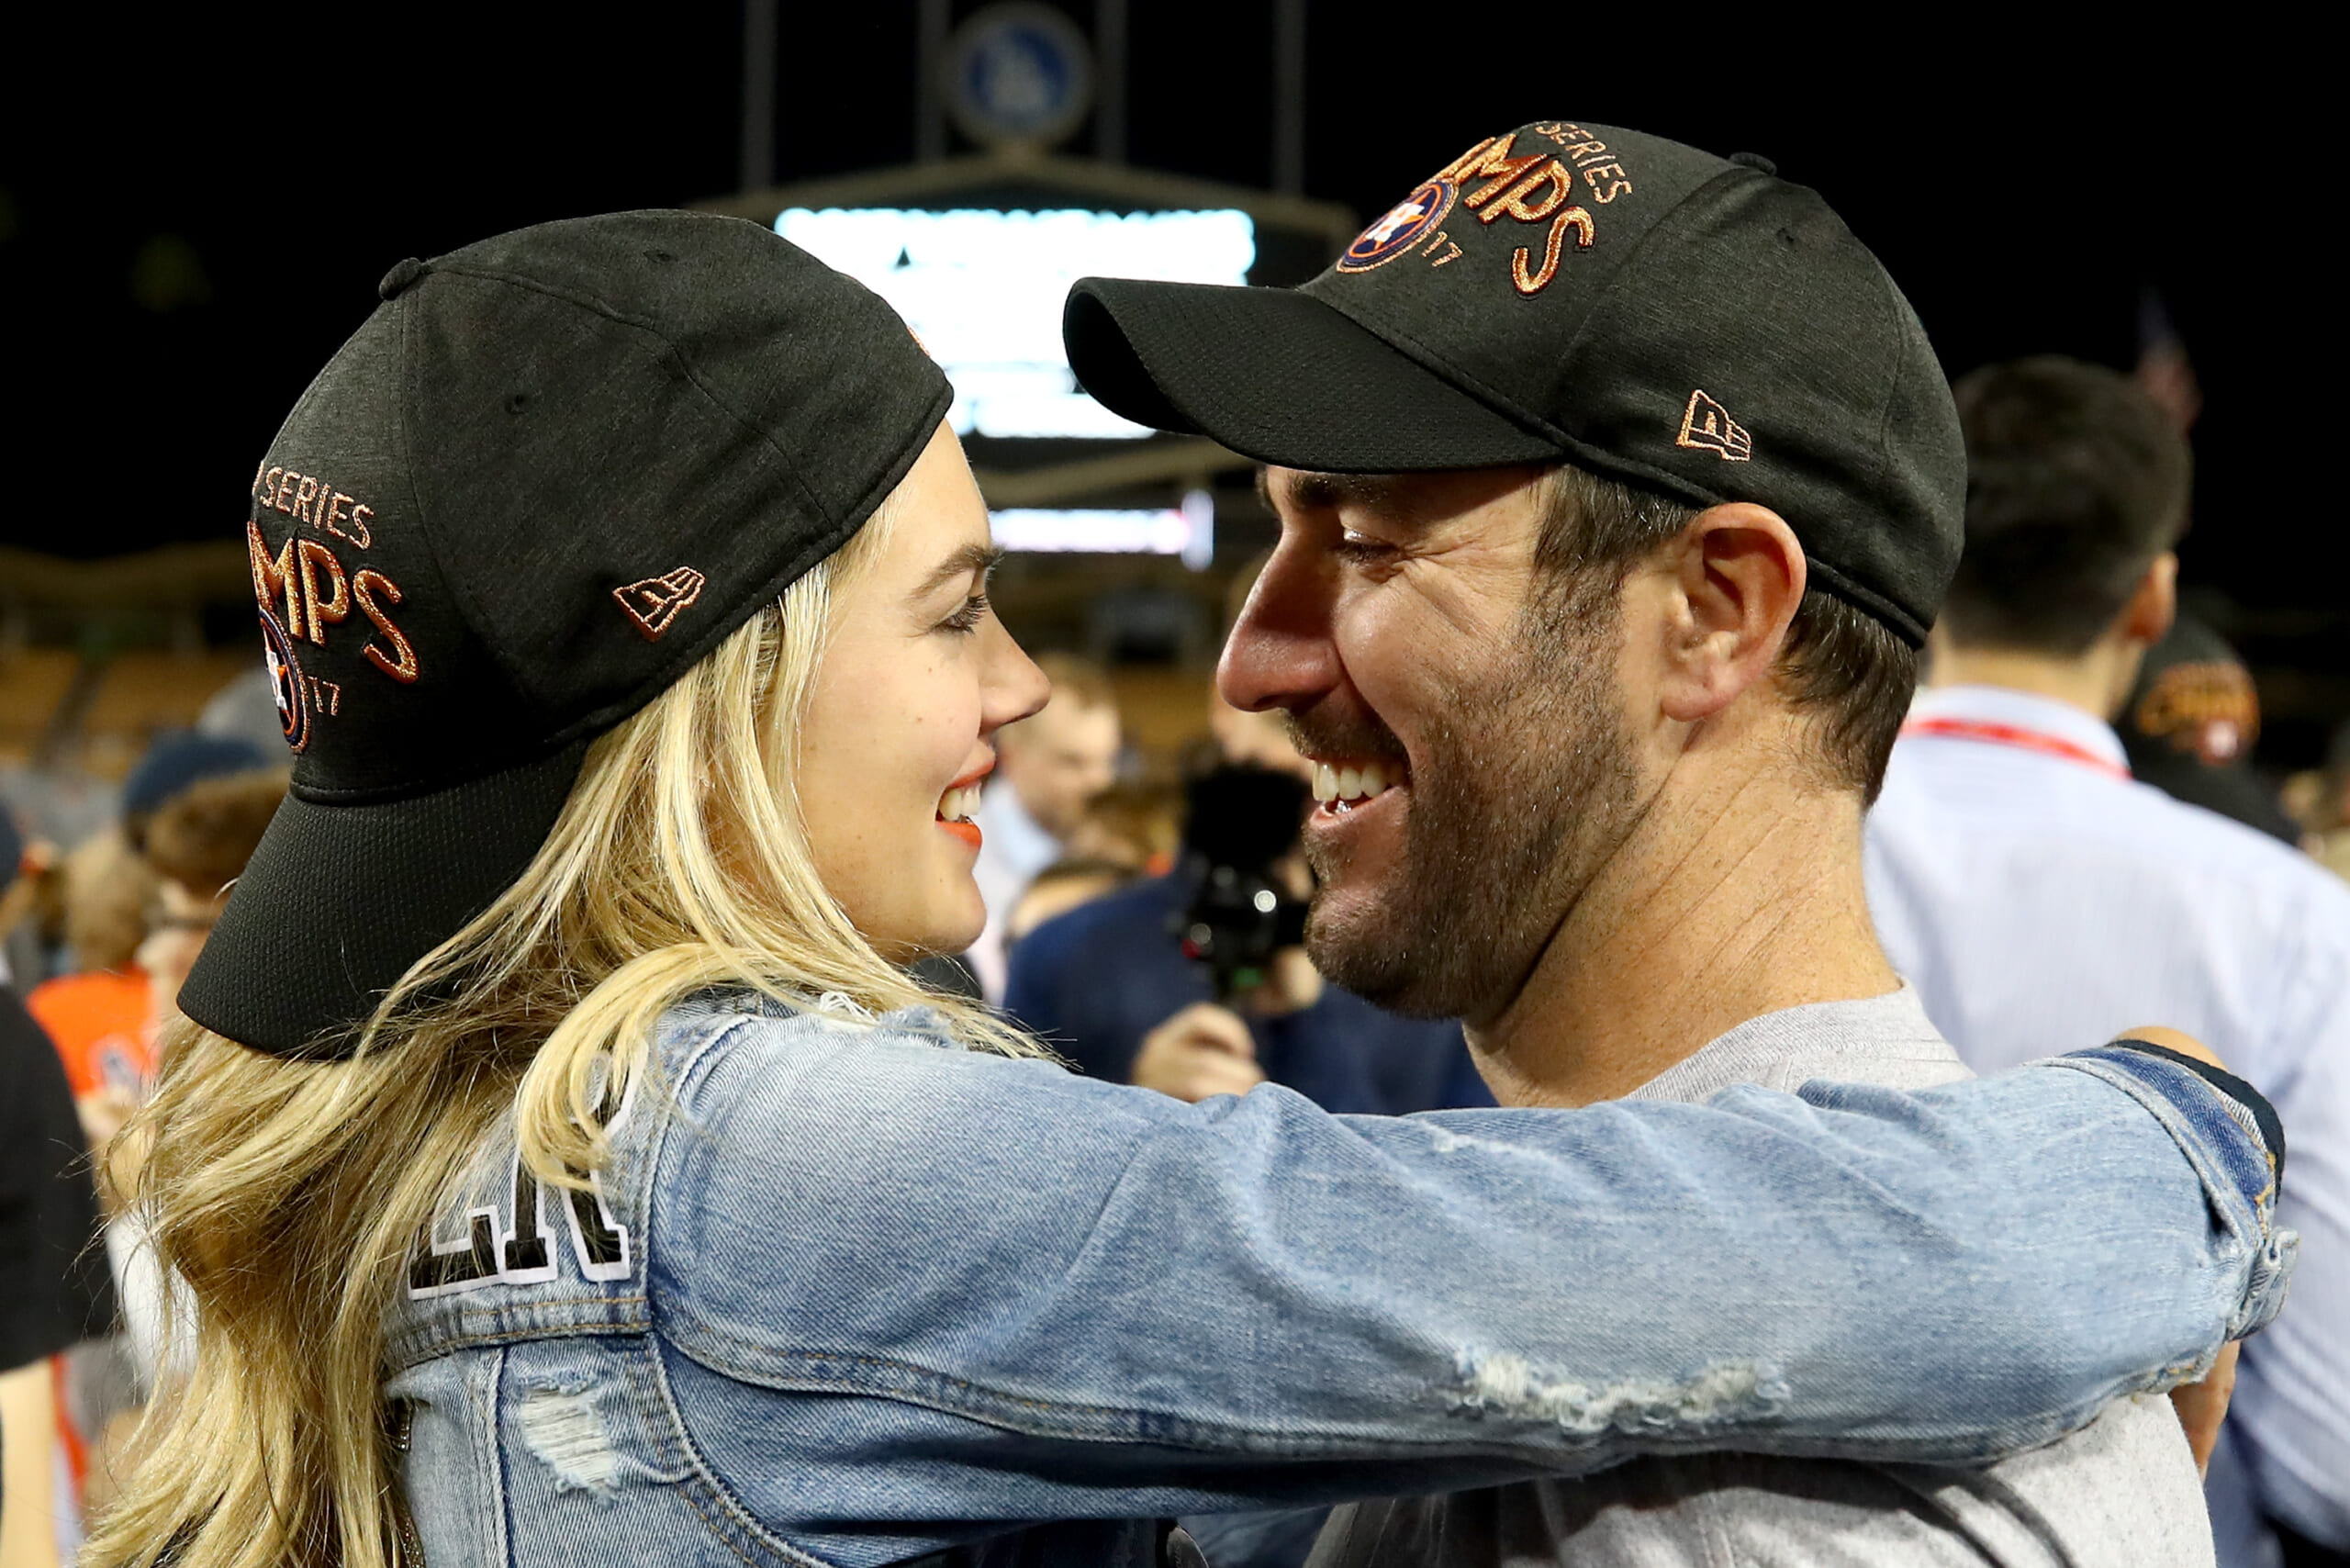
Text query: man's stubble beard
1301 589 1645 1023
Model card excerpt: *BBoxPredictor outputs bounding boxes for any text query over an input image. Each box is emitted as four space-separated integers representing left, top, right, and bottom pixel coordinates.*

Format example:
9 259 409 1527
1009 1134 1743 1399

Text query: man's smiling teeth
1312 762 1392 805
938 785 981 823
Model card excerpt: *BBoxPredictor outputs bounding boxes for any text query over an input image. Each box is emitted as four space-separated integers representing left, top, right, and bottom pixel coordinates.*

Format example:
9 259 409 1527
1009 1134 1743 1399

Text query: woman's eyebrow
913 543 1006 598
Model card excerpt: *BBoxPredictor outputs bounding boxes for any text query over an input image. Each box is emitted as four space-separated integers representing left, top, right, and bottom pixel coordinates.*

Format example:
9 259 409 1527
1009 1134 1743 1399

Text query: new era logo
1675 389 1752 462
612 566 706 641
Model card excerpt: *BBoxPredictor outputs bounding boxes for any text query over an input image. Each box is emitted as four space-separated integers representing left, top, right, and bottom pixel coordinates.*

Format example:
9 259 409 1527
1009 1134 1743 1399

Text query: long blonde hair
86 510 1046 1568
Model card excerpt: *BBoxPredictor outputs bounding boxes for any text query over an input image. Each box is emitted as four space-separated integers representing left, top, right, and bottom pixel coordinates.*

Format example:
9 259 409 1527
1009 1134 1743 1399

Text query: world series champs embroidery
1338 125 1636 298
246 461 420 752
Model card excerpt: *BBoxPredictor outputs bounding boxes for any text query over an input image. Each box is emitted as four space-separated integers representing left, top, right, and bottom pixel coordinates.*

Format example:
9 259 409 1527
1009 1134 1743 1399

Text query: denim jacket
384 994 2292 1568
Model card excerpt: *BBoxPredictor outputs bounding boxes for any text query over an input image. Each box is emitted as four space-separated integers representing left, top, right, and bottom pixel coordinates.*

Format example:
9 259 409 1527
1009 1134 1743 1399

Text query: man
967 651 1121 999
1864 358 2348 1566
1065 123 2231 1564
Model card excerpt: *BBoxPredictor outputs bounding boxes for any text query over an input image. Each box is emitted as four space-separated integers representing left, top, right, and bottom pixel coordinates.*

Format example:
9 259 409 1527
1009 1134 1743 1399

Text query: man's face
1219 466 1649 1024
1001 697 1121 840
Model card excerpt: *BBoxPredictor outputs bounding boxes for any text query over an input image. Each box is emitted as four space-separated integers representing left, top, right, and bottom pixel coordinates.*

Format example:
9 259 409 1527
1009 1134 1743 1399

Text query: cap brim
1065 278 1562 473
178 742 588 1058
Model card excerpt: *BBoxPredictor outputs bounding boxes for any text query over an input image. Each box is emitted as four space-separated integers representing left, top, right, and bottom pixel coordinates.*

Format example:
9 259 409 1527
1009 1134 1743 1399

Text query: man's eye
1332 529 1395 564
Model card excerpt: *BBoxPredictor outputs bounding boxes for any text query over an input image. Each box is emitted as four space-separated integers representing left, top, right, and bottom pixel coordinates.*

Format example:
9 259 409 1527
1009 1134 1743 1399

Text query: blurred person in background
28 747 284 1539
2118 614 2300 845
1004 856 1143 946
1865 356 2350 1566
195 665 290 758
1009 761 1485 1114
26 733 272 1155
2288 721 2350 883
967 651 1121 999
1060 778 1183 872
0 809 118 1568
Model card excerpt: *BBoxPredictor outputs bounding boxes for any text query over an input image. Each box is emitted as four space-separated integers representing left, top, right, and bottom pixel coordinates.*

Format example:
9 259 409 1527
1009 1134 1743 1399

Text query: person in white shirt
1866 355 2350 1568
967 652 1121 1000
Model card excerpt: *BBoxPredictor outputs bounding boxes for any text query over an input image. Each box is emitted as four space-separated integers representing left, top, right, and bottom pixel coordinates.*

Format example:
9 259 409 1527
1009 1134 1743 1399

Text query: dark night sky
0 6 2325 738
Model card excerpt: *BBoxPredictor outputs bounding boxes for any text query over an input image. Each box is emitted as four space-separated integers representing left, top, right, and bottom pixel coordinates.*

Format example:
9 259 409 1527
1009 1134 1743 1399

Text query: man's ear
2120 552 2178 648
1651 503 1807 724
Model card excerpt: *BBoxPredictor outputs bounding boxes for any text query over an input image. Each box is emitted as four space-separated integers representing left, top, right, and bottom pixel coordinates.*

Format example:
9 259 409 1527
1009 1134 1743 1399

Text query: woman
87 213 2281 1568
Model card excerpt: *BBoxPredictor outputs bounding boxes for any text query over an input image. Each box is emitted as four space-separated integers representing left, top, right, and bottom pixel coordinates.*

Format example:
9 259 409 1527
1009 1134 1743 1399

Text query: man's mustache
1283 707 1410 767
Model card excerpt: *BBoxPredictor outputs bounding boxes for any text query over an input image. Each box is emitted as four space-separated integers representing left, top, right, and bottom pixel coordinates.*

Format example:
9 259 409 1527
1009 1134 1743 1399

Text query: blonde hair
85 510 1046 1568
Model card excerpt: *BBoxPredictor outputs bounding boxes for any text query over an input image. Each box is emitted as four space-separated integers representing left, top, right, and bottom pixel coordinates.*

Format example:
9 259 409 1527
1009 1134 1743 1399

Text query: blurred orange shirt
25 969 156 1097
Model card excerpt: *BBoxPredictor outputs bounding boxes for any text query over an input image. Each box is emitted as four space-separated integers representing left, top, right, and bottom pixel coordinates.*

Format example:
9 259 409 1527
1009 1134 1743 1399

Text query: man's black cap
1065 121 1963 644
179 211 949 1058
2119 615 2300 845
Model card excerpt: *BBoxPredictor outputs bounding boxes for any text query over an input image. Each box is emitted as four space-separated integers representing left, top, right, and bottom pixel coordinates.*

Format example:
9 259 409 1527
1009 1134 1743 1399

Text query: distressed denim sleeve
646 1012 2290 1528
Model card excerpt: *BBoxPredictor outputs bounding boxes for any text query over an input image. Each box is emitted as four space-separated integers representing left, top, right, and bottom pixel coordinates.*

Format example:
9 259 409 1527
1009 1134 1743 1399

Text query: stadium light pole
917 0 949 162
740 0 777 192
1096 0 1127 164
1272 0 1304 195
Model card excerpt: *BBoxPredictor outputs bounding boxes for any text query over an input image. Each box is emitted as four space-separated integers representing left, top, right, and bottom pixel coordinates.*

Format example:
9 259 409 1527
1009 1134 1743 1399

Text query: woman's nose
985 624 1052 732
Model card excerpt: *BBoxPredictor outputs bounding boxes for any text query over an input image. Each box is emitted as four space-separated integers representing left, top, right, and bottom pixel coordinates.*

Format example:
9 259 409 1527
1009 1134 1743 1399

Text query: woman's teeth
1312 761 1391 805
938 785 980 823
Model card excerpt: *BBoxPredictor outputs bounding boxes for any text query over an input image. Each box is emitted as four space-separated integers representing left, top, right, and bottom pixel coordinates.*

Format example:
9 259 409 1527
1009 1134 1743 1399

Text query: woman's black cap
179 211 950 1058
1064 120 1964 644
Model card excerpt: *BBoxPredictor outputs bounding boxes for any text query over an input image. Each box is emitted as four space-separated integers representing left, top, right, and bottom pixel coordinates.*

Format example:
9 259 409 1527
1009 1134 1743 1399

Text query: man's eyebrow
914 543 1006 597
1260 468 1416 519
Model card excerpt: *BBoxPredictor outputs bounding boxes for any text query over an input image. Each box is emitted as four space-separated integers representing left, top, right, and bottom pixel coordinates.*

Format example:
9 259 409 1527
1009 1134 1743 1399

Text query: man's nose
1217 544 1339 717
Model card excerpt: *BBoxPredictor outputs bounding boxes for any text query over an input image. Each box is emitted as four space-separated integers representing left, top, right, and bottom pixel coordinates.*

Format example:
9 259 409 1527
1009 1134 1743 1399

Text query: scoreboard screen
775 207 1255 442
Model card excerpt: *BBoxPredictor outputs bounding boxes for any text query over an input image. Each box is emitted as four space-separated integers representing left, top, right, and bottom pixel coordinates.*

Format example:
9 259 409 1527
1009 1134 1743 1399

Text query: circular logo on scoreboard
1337 178 1458 274
946 3 1096 151
259 603 310 753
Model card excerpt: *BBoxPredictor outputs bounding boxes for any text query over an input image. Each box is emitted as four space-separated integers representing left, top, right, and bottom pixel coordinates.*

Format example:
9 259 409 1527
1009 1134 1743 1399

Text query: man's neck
1469 744 1898 1108
1925 639 2134 722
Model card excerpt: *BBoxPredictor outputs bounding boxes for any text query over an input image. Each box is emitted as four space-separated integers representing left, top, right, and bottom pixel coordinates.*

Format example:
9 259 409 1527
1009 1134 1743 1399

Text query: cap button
378 257 429 299
1727 151 1777 176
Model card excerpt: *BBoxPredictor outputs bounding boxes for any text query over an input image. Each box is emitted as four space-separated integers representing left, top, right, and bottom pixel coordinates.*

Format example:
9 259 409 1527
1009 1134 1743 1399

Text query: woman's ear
1653 502 1807 724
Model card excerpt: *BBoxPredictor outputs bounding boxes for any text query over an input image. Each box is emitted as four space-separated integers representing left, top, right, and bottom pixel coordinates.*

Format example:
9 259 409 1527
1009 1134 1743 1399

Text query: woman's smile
936 760 992 849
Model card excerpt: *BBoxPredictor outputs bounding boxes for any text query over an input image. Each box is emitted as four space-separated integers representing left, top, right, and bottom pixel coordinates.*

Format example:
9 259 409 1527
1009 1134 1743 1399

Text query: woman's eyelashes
938 592 991 634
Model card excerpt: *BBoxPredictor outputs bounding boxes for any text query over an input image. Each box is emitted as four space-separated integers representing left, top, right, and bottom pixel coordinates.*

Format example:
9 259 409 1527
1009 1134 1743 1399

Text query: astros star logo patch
258 604 311 753
1337 178 1459 273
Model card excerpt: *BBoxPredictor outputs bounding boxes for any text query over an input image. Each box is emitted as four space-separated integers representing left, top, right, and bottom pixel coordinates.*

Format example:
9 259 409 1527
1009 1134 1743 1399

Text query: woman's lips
936 759 992 849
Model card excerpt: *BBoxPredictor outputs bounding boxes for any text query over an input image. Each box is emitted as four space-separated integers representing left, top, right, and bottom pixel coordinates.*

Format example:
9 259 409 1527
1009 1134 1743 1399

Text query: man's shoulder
1630 989 1969 1104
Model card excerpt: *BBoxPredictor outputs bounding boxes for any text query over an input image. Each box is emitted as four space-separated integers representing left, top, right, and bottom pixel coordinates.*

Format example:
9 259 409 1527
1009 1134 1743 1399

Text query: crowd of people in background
2 355 2346 1568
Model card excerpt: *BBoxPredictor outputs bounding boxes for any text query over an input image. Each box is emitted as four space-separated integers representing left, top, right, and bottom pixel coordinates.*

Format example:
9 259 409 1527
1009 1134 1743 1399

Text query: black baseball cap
179 211 949 1058
2119 615 2300 845
1065 121 1963 644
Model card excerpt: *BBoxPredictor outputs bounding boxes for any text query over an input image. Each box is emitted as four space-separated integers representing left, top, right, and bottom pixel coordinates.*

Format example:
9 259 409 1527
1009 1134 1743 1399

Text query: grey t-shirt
1307 987 2212 1568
